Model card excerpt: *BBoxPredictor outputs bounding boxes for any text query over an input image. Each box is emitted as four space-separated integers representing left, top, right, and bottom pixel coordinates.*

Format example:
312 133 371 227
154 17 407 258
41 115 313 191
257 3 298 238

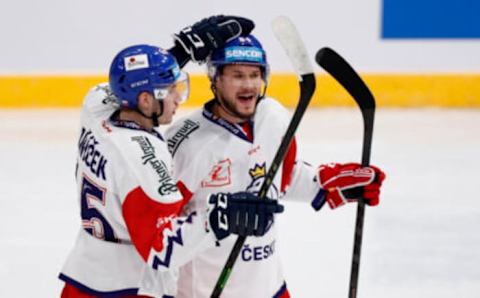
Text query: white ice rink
1 108 479 297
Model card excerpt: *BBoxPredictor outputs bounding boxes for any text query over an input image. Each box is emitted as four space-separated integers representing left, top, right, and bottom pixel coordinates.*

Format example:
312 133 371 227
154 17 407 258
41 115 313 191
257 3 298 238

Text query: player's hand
173 15 255 63
208 192 284 241
317 163 386 209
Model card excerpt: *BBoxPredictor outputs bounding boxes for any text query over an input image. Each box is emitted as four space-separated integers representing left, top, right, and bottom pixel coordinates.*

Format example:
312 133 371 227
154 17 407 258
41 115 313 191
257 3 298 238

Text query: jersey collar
109 111 164 141
202 100 255 143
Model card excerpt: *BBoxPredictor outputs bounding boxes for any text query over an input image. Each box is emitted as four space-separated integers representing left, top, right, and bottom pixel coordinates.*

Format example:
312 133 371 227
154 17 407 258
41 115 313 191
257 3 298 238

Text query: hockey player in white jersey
165 34 387 297
59 17 285 298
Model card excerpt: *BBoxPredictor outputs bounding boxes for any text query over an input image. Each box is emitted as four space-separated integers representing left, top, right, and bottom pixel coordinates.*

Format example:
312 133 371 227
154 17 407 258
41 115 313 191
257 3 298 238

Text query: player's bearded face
215 64 263 121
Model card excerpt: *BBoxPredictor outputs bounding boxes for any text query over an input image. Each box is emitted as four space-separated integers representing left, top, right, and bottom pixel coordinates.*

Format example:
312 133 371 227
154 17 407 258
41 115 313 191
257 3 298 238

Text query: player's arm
121 186 210 271
117 133 283 271
168 15 255 67
121 187 283 271
114 133 213 271
278 137 326 202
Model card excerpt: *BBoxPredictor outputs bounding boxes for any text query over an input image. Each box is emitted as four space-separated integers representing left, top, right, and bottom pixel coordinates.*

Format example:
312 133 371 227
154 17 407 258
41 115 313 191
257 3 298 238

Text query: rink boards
1 73 480 108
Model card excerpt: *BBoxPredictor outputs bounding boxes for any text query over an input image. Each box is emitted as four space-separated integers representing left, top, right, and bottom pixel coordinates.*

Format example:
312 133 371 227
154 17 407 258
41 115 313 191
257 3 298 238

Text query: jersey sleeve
113 132 216 271
121 185 215 271
260 98 327 210
280 157 325 208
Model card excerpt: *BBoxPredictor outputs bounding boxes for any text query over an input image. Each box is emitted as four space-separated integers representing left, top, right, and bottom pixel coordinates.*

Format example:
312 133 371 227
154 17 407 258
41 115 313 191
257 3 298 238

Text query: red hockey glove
317 163 386 209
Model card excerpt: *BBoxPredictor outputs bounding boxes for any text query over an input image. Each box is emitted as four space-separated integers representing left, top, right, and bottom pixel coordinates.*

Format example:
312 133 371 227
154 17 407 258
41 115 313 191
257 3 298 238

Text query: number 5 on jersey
80 175 119 243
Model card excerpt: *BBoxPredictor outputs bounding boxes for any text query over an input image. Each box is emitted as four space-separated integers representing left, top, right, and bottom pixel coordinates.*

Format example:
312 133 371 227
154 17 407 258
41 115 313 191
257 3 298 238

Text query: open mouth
237 94 256 102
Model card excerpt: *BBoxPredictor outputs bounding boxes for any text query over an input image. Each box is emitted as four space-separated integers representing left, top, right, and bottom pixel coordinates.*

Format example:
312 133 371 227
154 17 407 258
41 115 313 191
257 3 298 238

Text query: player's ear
136 92 152 110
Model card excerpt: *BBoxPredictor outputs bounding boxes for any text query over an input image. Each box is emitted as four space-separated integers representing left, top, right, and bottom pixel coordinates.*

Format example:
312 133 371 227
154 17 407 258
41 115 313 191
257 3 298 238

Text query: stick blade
315 47 375 110
272 16 314 76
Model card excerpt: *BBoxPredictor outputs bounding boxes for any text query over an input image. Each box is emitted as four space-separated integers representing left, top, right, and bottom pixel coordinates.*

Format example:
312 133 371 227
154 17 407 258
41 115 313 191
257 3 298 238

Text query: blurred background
1 0 480 108
1 0 479 297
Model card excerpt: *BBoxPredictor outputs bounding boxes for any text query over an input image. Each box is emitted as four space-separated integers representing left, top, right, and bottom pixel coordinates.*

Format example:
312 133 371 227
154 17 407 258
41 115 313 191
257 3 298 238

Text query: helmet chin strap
151 100 164 127
135 99 164 128
259 84 267 100
151 112 160 127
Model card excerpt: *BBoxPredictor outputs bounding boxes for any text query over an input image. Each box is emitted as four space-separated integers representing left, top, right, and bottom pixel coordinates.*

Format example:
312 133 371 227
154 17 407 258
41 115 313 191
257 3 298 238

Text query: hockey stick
210 16 316 298
315 47 376 298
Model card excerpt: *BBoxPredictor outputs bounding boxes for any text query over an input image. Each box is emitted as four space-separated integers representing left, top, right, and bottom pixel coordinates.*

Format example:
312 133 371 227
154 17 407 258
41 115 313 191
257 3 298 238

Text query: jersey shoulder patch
82 83 119 120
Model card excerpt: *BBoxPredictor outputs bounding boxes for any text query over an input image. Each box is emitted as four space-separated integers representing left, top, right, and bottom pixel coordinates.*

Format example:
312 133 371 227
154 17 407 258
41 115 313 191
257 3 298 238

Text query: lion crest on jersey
246 163 279 199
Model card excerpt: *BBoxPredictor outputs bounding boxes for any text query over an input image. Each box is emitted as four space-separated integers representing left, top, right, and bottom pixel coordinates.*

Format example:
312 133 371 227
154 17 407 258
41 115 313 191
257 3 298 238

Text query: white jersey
59 84 216 297
165 98 325 298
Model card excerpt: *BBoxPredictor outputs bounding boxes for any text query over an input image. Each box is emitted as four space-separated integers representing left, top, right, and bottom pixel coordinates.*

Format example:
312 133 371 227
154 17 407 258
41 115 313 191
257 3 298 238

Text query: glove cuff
326 188 348 209
311 188 327 211
207 194 230 241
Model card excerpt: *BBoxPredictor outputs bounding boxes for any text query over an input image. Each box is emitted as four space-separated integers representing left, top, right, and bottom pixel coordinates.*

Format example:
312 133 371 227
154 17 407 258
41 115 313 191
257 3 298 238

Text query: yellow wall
1 73 480 108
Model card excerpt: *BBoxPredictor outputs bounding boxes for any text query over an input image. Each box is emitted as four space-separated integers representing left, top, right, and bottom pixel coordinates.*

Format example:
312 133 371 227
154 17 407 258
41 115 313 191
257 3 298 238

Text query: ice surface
1 108 479 297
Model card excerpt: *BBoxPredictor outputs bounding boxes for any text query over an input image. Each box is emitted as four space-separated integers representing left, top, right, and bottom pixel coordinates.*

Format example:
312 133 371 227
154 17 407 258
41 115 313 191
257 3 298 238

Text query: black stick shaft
349 108 374 298
315 47 376 298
